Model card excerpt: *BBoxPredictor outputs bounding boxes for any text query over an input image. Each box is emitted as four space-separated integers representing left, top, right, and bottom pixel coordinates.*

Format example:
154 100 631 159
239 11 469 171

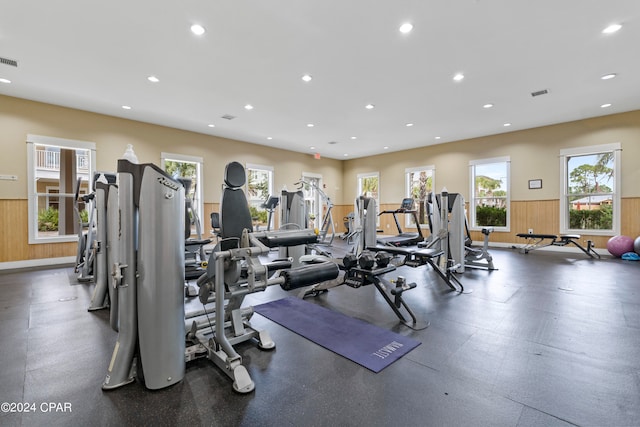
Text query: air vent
0 56 18 67
328 141 338 145
221 114 236 120
531 89 549 97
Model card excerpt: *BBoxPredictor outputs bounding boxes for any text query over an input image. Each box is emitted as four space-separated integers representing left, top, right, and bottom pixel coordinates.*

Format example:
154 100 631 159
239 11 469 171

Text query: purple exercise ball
607 235 634 257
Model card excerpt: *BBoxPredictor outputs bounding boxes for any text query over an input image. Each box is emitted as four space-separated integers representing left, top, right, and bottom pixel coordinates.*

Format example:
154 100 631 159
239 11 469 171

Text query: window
27 134 96 244
161 152 204 238
357 172 380 223
469 156 510 231
246 164 274 229
560 143 621 235
405 165 435 228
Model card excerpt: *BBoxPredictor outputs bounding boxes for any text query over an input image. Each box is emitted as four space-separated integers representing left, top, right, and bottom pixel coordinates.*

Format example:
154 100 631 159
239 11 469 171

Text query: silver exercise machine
88 173 117 312
103 159 186 391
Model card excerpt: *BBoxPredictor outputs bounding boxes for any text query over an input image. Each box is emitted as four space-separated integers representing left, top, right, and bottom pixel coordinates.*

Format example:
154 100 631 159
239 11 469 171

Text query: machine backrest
220 162 253 239
210 212 221 230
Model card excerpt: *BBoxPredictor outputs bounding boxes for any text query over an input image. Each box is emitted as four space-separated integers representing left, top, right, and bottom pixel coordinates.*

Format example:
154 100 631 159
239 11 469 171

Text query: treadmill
376 198 425 247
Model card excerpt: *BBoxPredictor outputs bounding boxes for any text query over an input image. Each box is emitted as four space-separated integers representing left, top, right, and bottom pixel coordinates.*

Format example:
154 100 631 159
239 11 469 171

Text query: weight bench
516 233 600 259
367 245 464 293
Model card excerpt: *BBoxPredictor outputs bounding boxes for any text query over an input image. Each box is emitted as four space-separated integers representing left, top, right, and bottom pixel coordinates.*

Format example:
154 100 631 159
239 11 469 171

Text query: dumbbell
375 252 392 268
342 253 358 270
358 252 376 270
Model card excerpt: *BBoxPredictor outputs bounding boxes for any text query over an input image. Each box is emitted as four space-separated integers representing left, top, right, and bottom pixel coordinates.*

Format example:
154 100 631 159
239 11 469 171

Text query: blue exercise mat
253 296 421 373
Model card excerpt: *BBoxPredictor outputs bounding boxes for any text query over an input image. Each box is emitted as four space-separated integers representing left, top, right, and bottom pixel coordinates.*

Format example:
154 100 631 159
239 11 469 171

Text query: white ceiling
1 1 639 159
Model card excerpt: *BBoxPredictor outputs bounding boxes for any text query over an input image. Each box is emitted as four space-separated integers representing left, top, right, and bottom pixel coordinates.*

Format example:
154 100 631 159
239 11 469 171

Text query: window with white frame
405 165 435 228
469 156 510 231
246 164 274 229
27 134 96 244
357 172 380 223
560 143 620 235
161 152 204 238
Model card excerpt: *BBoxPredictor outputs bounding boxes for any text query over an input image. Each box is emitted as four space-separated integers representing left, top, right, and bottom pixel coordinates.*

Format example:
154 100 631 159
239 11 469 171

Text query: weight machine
295 178 335 246
424 191 496 271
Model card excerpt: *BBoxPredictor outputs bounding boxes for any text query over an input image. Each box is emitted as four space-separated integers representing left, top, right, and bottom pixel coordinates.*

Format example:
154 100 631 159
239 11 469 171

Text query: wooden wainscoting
0 199 77 263
3 198 638 264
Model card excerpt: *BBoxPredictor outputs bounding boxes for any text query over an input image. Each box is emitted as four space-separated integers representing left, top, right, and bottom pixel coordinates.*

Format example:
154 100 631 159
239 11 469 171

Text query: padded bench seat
516 233 600 259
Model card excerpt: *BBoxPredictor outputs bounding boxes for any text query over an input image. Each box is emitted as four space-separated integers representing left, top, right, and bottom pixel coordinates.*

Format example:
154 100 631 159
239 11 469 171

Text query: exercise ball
607 235 634 257
634 236 640 255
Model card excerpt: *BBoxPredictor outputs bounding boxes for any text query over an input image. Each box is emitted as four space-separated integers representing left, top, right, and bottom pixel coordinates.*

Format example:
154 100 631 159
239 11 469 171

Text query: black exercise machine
377 198 424 247
516 233 601 259
261 195 280 231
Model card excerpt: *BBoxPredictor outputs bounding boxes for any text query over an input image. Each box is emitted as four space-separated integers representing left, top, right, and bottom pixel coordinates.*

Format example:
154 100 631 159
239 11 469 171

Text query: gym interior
1 3 640 426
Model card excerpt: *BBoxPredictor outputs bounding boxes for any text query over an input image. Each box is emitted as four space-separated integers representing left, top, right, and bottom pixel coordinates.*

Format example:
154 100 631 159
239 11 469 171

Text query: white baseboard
0 256 75 271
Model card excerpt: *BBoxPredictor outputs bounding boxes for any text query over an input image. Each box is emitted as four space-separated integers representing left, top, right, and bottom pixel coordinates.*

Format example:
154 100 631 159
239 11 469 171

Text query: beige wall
0 95 344 203
342 110 640 204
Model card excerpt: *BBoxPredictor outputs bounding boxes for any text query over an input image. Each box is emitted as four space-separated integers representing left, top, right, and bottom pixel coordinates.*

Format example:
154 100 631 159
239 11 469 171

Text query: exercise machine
374 191 466 292
103 158 186 391
187 230 338 392
464 227 496 270
261 195 280 231
377 198 425 247
295 178 335 246
295 250 429 330
423 191 465 273
279 188 307 266
341 212 356 244
424 191 496 271
300 195 449 325
516 233 600 258
178 177 211 282
185 161 339 392
74 177 96 282
87 172 117 312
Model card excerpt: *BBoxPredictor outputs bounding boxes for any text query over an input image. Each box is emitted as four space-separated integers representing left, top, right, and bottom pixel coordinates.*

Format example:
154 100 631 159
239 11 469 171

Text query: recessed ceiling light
191 24 206 35
310 146 316 150
122 105 131 110
301 74 312 82
244 104 254 110
453 73 464 81
405 123 414 127
343 154 349 157
207 124 215 128
602 24 622 34
147 76 159 83
399 23 413 34
601 73 617 80
483 103 494 109
365 104 375 109
503 123 512 127
307 123 314 127
383 146 389 150
601 103 612 108
350 136 357 140
267 137 273 140
0 78 10 84
435 136 441 140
